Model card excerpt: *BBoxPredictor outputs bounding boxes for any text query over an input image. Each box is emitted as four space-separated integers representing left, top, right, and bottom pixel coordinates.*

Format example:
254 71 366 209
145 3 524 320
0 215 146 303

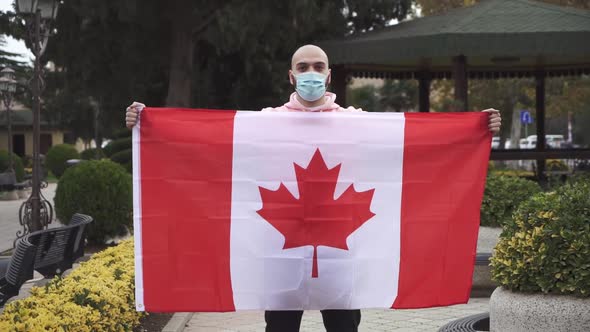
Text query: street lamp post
15 0 58 233
0 68 17 174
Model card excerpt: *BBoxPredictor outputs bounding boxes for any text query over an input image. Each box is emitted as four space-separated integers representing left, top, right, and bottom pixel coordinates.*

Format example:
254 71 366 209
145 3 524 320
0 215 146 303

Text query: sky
1 0 35 65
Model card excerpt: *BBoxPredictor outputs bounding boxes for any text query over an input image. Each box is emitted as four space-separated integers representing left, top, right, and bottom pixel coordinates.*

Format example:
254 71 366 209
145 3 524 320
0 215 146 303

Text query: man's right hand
125 101 145 129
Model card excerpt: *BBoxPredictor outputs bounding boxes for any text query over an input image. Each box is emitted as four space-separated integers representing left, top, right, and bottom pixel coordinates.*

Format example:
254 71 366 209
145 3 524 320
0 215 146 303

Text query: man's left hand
482 108 501 134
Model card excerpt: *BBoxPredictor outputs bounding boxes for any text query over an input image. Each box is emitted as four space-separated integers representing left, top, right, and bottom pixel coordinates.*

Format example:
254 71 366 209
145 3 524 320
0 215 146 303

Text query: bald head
291 45 329 71
289 45 331 104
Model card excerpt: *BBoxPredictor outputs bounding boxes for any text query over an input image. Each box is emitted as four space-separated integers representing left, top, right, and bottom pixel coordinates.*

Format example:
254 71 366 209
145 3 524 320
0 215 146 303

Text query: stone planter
490 286 590 332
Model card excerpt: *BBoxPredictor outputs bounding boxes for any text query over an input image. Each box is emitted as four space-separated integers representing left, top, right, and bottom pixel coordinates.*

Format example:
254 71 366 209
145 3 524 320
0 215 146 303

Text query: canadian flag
133 108 491 312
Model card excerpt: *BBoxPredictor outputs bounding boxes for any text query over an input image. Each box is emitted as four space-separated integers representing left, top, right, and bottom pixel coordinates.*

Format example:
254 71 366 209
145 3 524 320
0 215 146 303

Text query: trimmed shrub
112 128 132 139
80 148 106 160
46 144 80 178
0 150 25 182
0 239 143 331
110 148 131 165
481 174 542 227
491 182 590 297
569 172 590 186
110 148 132 173
103 137 131 158
55 160 132 244
546 159 570 172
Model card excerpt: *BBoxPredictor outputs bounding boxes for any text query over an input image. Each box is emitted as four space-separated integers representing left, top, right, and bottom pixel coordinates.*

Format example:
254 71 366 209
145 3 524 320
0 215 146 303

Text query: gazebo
320 0 590 177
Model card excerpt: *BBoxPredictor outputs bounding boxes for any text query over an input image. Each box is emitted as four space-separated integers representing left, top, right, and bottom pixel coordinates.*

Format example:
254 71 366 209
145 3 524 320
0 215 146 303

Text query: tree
379 79 418 112
415 0 590 14
414 0 474 16
0 35 32 105
0 36 27 70
1 0 412 144
347 85 379 112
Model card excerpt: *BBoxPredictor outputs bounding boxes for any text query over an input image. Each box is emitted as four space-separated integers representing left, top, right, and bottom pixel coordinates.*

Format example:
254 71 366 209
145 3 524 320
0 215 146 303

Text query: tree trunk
165 0 194 107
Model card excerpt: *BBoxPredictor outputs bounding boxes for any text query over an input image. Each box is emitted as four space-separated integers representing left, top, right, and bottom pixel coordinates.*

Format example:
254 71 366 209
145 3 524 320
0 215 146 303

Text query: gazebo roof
320 0 590 78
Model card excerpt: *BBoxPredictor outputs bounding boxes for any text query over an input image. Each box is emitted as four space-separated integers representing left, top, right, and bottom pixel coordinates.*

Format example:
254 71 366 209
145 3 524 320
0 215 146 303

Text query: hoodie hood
283 92 341 112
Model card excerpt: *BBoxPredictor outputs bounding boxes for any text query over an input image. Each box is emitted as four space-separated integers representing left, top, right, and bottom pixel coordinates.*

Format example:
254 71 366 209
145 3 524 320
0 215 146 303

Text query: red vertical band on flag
393 113 492 309
140 108 236 312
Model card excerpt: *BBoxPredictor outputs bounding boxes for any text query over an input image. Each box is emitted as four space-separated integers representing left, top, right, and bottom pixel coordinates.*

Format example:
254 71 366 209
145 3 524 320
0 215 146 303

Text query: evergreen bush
0 150 25 182
80 148 105 160
55 160 132 244
481 174 542 227
103 137 131 158
46 144 80 178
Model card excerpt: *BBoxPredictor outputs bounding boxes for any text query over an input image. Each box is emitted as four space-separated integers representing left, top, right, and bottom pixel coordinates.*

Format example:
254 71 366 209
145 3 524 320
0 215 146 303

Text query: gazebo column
331 65 348 106
535 69 546 182
452 55 468 112
418 70 431 112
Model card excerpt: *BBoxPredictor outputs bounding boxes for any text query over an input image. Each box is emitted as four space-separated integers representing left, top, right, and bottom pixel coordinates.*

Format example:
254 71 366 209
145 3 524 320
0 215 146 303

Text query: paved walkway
184 298 489 331
0 183 59 253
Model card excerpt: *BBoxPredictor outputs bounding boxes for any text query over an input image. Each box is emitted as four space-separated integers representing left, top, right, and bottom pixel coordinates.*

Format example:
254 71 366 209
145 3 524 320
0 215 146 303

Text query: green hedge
491 182 590 297
46 144 80 178
110 148 131 166
103 137 131 158
481 174 542 228
80 148 106 160
112 128 132 139
55 160 132 244
0 150 25 182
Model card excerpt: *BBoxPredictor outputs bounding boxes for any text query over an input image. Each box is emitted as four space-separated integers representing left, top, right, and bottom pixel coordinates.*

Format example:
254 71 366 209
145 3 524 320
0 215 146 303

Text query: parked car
526 136 537 149
525 135 565 149
504 138 521 150
492 137 500 149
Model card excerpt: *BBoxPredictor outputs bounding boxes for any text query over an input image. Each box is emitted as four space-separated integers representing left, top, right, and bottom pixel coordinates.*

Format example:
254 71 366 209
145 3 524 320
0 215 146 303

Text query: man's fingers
128 101 146 110
486 109 501 134
482 108 500 113
125 101 144 129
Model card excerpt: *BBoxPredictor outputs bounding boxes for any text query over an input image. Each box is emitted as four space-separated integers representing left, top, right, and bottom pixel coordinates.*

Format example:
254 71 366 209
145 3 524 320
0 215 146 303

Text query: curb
162 312 194 332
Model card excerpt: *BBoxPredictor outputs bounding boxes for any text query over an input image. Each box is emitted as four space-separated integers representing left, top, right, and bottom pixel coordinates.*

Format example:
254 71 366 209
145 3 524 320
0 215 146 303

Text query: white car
491 137 500 149
524 135 564 149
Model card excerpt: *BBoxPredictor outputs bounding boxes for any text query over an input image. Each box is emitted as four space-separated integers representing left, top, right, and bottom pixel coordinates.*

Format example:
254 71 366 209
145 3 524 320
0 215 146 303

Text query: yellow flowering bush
491 182 590 296
0 239 143 331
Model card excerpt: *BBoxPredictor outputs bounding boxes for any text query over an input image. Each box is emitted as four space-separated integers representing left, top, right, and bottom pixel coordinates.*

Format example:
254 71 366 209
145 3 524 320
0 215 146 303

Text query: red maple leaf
257 149 375 278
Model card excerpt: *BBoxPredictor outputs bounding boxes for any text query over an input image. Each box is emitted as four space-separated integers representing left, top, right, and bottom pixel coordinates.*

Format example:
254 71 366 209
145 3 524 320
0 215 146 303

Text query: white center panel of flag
229 111 405 310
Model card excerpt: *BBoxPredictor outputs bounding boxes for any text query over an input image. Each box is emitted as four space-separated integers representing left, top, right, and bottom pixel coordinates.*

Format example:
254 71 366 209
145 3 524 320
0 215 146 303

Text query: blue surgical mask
294 72 327 102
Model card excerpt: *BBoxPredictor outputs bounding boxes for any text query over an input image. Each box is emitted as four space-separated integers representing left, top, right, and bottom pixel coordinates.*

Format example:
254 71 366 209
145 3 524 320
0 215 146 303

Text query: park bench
27 213 93 278
0 213 93 306
0 171 30 192
0 172 17 191
0 237 36 307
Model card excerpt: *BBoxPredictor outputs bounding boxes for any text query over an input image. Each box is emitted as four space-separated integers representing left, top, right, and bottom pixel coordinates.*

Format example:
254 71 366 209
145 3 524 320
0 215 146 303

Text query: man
125 44 501 332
